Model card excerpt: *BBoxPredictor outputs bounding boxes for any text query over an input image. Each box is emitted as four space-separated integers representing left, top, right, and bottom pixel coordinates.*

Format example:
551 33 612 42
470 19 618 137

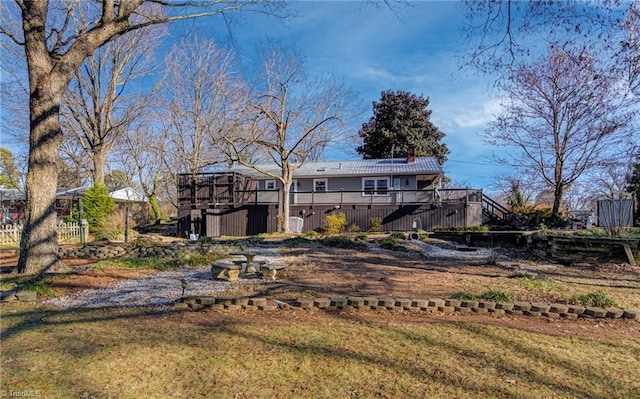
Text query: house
177 155 485 237
228 155 444 205
0 186 149 226
1 188 25 224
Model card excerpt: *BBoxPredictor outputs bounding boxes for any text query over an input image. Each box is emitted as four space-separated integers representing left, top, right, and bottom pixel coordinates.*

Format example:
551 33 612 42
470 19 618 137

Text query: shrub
323 212 347 235
83 184 116 233
95 209 134 241
347 223 362 233
481 290 511 302
389 232 405 240
283 237 314 247
198 236 214 244
377 237 406 251
572 291 617 307
368 217 382 232
451 292 477 300
304 230 320 238
319 236 368 250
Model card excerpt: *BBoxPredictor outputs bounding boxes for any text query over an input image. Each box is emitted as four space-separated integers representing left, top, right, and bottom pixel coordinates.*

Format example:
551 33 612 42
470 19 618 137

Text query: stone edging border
177 295 640 320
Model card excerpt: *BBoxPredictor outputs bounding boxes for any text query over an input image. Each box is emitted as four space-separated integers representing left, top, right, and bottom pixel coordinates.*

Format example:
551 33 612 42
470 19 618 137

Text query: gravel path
44 247 283 309
42 243 506 310
416 241 498 261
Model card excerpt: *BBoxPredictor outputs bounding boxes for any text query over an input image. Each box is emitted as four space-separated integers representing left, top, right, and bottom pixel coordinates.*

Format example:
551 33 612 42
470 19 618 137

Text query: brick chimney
407 145 415 163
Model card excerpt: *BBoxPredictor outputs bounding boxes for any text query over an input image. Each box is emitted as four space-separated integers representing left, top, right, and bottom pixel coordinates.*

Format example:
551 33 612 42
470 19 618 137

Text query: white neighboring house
109 187 148 204
56 186 150 225
1 186 149 225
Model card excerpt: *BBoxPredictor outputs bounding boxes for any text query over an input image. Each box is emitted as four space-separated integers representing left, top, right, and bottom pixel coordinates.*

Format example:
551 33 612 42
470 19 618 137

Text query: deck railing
229 188 483 207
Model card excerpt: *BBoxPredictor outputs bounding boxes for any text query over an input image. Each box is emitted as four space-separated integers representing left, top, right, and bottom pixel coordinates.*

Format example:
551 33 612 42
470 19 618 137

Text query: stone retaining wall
58 241 239 261
431 231 639 265
177 295 639 320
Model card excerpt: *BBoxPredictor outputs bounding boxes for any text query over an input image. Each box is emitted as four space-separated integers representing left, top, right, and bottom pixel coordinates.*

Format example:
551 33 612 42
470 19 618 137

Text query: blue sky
170 1 507 190
0 1 508 191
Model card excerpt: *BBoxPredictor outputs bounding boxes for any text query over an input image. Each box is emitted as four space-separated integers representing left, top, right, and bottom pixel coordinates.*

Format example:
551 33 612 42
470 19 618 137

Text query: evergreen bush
83 184 116 233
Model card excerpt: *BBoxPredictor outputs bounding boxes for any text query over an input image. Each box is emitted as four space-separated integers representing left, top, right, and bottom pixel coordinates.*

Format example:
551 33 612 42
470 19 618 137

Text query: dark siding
179 203 480 237
179 203 481 237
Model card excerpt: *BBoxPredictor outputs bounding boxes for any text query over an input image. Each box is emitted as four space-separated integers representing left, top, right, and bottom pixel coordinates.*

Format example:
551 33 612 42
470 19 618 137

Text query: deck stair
482 195 513 226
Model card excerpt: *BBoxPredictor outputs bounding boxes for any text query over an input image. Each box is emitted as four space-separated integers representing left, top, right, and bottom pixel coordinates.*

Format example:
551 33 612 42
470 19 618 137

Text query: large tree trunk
280 169 292 233
17 1 67 274
281 185 291 233
92 146 107 186
551 184 564 222
17 81 65 274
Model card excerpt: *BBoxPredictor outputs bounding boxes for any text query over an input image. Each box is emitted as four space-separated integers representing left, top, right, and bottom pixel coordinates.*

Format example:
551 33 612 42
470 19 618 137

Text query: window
363 179 375 195
362 178 390 196
376 179 388 195
313 179 327 192
265 180 276 190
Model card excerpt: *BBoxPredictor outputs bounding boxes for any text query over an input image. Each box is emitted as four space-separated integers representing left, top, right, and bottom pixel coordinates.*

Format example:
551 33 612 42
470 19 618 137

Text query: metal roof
228 156 443 179
0 188 24 201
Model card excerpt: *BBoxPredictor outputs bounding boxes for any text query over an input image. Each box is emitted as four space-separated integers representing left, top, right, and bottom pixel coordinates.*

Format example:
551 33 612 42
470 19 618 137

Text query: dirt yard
2 235 639 342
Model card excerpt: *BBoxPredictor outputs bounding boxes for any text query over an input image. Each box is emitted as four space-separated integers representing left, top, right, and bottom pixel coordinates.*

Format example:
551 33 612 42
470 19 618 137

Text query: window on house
265 180 276 190
376 179 388 195
313 179 327 192
362 178 389 196
363 179 375 195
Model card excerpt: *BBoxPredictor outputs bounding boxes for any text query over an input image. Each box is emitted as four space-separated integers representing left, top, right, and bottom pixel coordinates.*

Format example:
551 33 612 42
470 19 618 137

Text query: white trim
290 180 298 204
313 178 328 192
265 180 277 190
362 177 390 196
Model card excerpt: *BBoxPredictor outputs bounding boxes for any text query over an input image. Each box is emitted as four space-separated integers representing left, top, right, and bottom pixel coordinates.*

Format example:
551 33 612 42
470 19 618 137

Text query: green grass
520 276 568 295
450 290 512 302
92 253 218 272
0 272 78 298
509 271 534 279
1 308 638 399
571 291 617 308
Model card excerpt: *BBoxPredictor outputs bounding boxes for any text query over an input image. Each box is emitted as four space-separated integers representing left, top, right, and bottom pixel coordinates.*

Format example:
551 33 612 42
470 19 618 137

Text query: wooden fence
0 222 82 245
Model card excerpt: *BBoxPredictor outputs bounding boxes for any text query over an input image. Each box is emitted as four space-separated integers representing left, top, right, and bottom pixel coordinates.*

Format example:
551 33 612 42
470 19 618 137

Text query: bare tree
487 44 633 221
159 36 243 174
224 42 356 232
463 1 637 83
117 124 169 223
61 24 165 186
0 0 282 274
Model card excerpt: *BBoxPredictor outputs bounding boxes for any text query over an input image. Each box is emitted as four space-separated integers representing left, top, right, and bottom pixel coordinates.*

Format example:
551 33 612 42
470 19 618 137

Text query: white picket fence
0 222 82 245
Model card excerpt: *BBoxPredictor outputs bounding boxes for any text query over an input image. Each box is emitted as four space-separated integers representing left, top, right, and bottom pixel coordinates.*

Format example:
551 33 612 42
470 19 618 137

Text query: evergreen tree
357 90 449 164
83 185 116 233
